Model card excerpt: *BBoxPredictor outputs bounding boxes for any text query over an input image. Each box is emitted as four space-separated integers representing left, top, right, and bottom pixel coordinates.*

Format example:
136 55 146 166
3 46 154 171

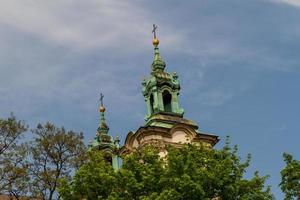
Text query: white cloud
270 0 300 7
0 0 184 50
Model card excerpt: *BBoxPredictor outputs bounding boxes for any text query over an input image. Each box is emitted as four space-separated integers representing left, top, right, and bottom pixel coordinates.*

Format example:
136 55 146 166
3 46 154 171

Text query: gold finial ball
152 38 159 46
99 106 105 112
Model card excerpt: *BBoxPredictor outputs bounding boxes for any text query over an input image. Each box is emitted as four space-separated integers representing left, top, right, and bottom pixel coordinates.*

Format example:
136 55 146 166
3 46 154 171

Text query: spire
97 93 109 134
88 93 121 170
141 25 184 124
151 24 166 72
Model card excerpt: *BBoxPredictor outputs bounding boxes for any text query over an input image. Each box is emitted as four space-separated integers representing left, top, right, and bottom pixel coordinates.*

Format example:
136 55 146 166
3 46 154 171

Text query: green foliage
0 114 27 156
60 140 273 200
59 150 116 200
280 153 300 200
114 146 164 200
29 122 86 200
0 115 87 200
0 114 29 199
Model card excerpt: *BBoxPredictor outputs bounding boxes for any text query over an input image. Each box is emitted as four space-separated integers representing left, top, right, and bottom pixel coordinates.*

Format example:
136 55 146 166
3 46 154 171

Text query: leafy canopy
0 116 86 200
280 153 300 200
60 139 273 200
0 114 29 198
29 122 86 200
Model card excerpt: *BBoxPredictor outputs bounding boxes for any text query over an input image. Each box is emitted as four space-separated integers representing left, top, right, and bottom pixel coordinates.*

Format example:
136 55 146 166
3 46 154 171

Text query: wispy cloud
270 0 300 7
0 0 185 51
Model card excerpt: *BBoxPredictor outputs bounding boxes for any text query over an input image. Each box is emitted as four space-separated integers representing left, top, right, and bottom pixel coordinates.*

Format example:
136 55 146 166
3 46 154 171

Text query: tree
280 153 300 200
0 114 29 199
1 144 30 199
59 151 116 200
29 122 86 200
0 114 27 156
60 139 274 200
113 145 164 200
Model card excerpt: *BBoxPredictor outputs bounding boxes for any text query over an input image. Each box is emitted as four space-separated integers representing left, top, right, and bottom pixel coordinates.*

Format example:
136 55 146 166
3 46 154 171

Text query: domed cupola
142 25 184 127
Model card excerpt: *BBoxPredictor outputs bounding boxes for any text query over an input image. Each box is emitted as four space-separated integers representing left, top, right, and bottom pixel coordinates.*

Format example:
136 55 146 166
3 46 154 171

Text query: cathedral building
89 26 219 169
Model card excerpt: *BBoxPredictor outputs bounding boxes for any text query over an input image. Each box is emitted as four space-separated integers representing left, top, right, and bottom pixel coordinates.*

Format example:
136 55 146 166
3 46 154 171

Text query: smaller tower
89 93 120 170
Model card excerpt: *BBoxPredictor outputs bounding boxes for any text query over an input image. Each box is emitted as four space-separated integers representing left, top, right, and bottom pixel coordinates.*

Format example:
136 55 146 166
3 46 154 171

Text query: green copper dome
151 45 166 72
142 33 184 126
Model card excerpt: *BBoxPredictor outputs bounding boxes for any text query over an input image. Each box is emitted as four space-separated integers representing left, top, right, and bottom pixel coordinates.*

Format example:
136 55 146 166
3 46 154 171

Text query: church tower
121 25 219 154
142 27 184 124
89 94 121 170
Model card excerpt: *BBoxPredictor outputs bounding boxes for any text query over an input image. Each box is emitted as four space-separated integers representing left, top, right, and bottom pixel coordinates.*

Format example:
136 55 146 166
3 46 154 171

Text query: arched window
150 94 154 114
162 90 172 112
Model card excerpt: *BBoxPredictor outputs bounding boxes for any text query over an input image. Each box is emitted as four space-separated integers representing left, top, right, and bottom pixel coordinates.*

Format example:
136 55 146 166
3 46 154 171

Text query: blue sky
0 0 299 198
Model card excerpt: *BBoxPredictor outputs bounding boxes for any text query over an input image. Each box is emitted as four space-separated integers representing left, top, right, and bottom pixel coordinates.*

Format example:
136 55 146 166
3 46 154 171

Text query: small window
150 94 154 114
162 90 172 112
